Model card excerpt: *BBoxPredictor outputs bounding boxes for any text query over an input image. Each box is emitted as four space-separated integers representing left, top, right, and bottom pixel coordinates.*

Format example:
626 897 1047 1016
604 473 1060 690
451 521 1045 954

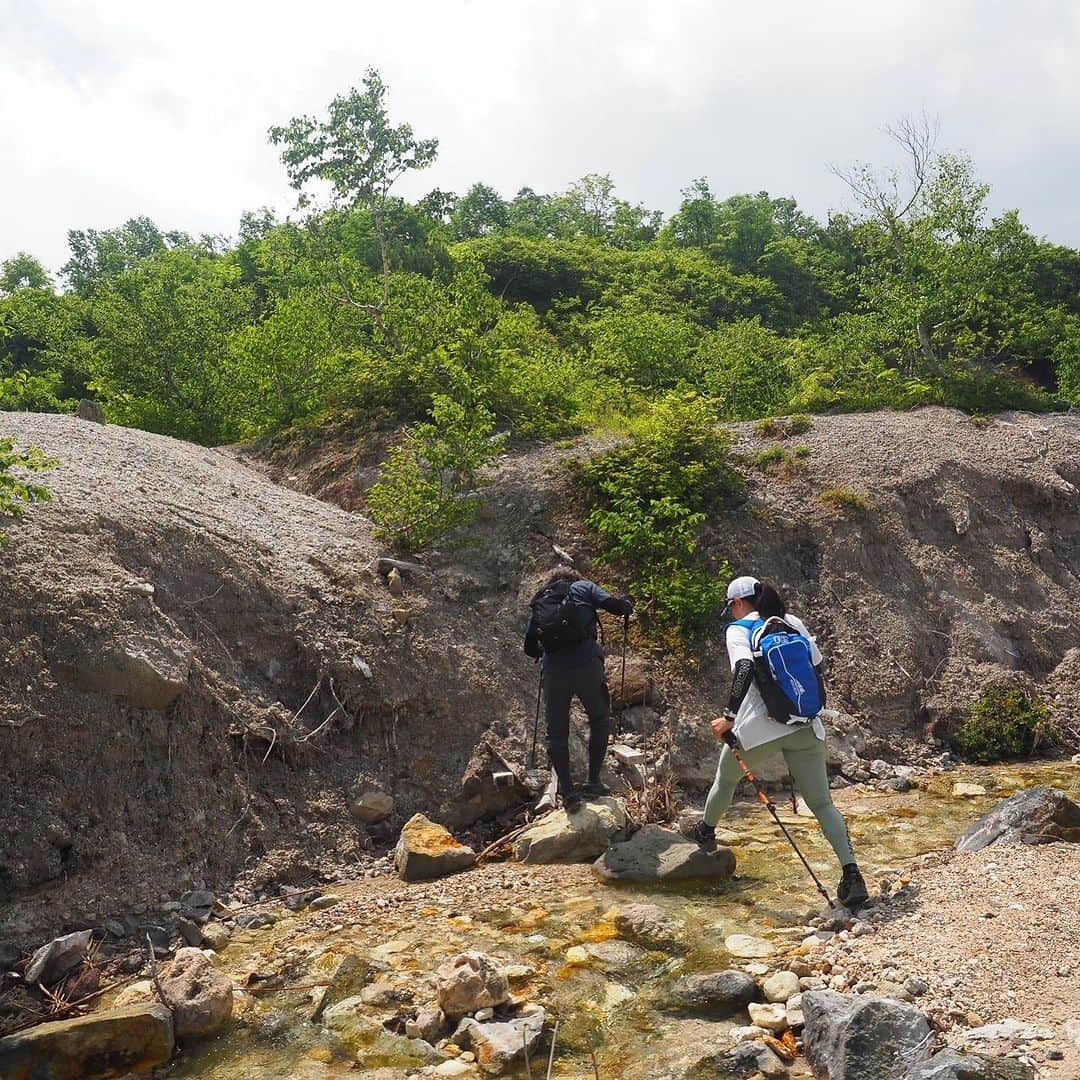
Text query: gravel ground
821 842 1080 1076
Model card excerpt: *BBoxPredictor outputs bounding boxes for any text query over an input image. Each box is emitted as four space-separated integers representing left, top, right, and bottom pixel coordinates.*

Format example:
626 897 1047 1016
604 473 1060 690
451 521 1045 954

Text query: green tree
835 115 1017 374
366 394 505 550
62 216 191 295
697 318 798 418
91 249 255 441
451 183 509 239
269 67 438 347
1 253 52 295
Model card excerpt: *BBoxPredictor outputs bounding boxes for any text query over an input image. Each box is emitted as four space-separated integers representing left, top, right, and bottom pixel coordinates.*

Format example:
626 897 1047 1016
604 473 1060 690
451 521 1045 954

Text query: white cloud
2 0 1078 274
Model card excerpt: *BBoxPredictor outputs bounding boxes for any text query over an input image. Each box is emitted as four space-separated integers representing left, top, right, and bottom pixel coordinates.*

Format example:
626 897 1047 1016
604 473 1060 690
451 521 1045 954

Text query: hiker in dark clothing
524 567 633 812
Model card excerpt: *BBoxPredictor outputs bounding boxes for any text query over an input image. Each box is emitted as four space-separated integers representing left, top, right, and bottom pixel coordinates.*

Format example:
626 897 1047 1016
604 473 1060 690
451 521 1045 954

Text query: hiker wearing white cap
693 577 869 908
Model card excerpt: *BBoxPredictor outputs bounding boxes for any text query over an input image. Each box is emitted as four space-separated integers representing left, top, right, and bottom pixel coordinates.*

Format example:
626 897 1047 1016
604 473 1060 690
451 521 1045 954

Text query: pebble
565 946 588 964
905 976 929 997
474 1008 493 1021
309 895 341 911
762 970 800 1003
1047 1048 1064 1061
730 1025 769 1043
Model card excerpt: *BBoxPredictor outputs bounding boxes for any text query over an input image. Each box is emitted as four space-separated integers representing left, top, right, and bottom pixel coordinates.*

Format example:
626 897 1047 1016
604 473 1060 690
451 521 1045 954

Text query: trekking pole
723 732 833 908
529 666 543 769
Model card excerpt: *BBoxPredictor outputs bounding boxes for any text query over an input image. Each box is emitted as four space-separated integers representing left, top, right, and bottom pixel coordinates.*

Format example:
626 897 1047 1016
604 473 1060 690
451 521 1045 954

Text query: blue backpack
733 616 822 722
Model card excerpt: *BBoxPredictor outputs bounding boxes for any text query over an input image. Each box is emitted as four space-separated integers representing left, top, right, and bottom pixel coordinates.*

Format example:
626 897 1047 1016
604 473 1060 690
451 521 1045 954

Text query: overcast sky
3 0 1080 273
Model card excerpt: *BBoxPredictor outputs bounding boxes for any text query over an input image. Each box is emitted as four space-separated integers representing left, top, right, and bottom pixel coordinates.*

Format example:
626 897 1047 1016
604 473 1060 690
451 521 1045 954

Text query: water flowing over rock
394 814 476 881
592 823 736 883
158 946 234 1037
435 952 509 1018
955 786 1080 852
802 990 932 1079
513 797 628 863
0 1003 173 1079
669 970 759 1015
612 902 687 954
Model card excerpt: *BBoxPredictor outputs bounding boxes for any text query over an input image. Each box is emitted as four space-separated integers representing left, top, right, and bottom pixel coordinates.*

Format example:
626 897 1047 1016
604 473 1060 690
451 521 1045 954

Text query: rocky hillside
1 407 1079 938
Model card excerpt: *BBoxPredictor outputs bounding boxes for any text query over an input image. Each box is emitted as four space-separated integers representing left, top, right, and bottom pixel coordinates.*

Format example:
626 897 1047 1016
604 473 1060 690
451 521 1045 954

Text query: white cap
721 575 759 617
726 575 759 601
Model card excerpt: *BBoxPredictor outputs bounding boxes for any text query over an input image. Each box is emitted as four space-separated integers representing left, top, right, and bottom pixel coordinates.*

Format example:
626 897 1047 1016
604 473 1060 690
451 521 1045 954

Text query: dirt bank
2 407 1079 943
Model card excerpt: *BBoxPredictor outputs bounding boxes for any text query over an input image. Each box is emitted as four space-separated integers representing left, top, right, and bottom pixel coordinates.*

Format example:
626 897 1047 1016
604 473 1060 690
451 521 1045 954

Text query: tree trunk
916 319 940 374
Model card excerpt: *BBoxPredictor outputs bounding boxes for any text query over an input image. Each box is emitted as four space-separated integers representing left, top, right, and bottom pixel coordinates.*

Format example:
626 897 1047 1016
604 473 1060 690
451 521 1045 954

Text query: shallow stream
158 762 1080 1078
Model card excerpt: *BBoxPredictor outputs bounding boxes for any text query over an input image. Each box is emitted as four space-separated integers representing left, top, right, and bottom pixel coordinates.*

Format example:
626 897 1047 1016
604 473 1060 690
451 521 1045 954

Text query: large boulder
669 970 759 1015
459 1008 546 1075
158 947 233 1037
0 1003 173 1079
612 902 687 953
955 786 1080 852
912 1049 1035 1078
436 952 510 1018
514 797 628 864
592 824 736 883
802 990 932 1079
394 814 476 881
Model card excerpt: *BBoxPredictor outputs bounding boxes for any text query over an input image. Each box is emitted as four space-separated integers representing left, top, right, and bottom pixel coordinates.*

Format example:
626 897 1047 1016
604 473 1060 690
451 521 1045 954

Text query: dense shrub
950 685 1056 761
576 393 742 641
366 395 505 551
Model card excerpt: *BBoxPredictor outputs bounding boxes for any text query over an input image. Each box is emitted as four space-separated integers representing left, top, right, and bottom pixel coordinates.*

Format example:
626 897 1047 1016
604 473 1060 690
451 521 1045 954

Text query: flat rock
395 814 476 882
802 990 932 1079
961 1018 1054 1043
955 786 1080 852
0 1003 173 1079
592 824 735 883
514 797 628 864
669 970 759 1015
725 934 775 959
158 946 233 1037
612 903 687 953
24 930 92 987
912 1048 1035 1078
953 782 987 797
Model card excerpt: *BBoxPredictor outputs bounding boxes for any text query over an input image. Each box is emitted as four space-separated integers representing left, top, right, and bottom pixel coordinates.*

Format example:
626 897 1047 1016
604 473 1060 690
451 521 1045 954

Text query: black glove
620 595 635 615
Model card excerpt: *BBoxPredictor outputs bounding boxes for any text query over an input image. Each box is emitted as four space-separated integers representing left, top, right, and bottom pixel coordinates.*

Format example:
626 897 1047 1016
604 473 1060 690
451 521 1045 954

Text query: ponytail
755 582 787 619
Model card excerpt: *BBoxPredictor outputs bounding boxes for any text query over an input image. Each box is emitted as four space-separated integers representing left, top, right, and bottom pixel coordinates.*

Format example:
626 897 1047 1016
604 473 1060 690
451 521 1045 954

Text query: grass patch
754 414 814 439
820 485 871 512
754 443 810 479
950 685 1056 761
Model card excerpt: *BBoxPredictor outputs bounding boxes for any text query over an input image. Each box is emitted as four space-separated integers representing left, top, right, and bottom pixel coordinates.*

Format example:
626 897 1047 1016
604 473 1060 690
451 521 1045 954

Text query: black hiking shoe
561 788 584 813
837 863 869 909
582 780 611 797
681 820 717 849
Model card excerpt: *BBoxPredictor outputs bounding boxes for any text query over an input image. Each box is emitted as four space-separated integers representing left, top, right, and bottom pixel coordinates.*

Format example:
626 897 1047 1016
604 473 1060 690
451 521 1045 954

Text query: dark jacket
524 579 632 669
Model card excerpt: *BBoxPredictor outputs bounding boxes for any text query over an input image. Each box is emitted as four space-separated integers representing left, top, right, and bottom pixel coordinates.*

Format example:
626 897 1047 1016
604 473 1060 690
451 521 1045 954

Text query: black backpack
531 580 593 652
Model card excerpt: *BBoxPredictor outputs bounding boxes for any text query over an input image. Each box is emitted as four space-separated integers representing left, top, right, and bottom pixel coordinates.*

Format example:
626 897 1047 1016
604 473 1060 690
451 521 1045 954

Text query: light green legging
703 724 855 867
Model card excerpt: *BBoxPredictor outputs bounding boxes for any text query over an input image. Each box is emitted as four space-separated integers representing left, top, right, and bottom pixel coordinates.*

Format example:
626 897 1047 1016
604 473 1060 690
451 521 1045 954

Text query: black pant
544 658 610 794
